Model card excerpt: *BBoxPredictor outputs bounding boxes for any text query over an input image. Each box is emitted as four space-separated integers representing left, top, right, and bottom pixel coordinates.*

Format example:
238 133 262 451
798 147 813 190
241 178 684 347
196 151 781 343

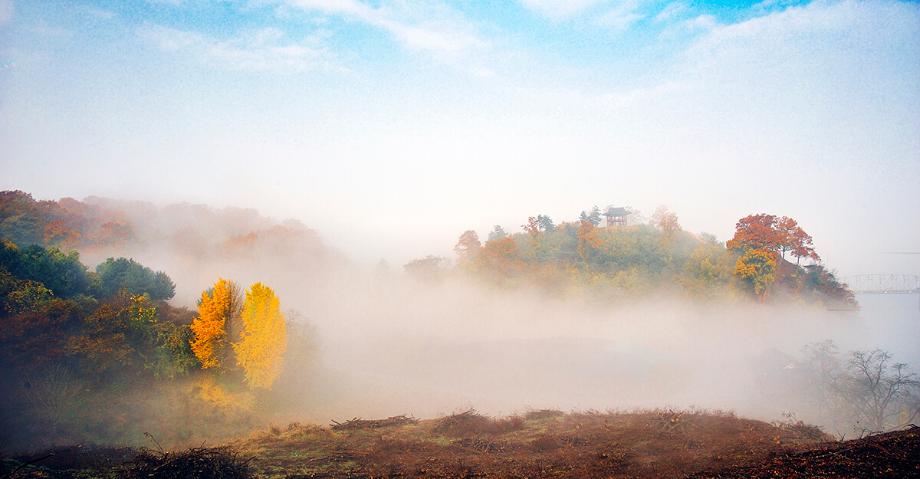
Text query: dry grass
12 410 903 478
689 425 920 478
232 409 834 478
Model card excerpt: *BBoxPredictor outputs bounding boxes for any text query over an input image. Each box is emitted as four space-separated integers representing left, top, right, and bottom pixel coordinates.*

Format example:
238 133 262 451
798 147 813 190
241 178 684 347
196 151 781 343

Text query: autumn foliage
424 207 850 306
190 279 240 370
0 190 135 251
454 230 482 267
723 213 834 301
233 283 287 390
734 249 777 300
0 235 301 449
726 214 819 264
189 278 289 389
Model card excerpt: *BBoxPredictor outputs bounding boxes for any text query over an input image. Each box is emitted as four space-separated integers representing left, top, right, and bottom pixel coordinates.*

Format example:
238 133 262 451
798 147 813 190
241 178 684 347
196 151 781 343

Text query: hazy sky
1 0 918 275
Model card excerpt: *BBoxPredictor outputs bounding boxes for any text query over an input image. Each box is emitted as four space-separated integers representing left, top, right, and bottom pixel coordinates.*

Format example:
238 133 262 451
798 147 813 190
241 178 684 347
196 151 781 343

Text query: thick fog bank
60 200 917 433
273 275 916 430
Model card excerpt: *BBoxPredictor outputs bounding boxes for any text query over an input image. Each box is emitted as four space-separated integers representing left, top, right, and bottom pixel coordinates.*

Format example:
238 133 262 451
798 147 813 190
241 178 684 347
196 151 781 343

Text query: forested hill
0 236 314 451
409 207 854 307
0 190 853 307
0 190 326 257
0 190 340 305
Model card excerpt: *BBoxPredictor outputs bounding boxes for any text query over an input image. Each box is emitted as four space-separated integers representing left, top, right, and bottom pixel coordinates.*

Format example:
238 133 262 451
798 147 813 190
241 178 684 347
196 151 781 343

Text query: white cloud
286 0 487 56
689 0 913 54
0 0 13 26
594 0 643 31
282 0 492 76
654 1 687 23
137 23 339 73
682 14 717 32
751 0 801 14
518 0 606 20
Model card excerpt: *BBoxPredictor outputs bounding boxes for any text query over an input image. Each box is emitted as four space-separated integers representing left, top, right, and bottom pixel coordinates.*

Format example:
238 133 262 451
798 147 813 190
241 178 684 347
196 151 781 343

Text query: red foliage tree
726 214 783 253
727 214 819 265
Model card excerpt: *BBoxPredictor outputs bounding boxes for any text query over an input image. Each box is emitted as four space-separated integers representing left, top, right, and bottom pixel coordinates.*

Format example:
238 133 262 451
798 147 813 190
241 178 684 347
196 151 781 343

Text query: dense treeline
0 190 854 307
412 206 853 306
0 190 335 308
0 190 134 250
0 238 291 451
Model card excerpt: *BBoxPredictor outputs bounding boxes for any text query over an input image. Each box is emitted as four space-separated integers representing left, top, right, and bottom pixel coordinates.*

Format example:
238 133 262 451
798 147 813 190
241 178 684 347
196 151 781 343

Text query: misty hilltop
0 190 343 306
0 191 853 309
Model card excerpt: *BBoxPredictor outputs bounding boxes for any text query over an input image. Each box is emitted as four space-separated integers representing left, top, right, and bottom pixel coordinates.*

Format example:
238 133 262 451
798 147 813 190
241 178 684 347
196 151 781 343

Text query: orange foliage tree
727 214 819 265
454 230 481 266
43 219 82 250
190 279 240 370
776 216 819 264
92 220 134 247
651 206 681 239
726 214 784 253
476 236 524 281
576 220 602 267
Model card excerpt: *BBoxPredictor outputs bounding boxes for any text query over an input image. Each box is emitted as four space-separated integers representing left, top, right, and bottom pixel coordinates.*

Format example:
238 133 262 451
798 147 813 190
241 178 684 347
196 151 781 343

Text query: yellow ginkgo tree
233 283 287 390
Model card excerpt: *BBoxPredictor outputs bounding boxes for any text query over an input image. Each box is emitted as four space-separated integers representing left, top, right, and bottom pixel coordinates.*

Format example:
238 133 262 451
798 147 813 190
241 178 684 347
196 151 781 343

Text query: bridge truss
844 274 920 294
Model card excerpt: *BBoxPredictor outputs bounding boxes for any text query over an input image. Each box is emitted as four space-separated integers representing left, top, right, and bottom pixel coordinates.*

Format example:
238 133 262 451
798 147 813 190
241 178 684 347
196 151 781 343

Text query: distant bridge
844 274 920 294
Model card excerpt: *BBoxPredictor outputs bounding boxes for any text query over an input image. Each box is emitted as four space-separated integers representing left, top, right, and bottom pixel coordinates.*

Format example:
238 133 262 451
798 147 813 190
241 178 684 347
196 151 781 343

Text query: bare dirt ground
689 424 920 478
2 410 917 478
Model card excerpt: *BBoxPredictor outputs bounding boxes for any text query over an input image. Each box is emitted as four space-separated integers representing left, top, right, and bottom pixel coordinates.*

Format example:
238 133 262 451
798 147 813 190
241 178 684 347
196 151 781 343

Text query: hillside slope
2 409 837 478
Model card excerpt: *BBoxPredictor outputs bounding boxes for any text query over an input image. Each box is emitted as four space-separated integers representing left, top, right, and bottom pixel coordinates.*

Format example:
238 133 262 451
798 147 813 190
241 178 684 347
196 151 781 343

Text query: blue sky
0 0 918 275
